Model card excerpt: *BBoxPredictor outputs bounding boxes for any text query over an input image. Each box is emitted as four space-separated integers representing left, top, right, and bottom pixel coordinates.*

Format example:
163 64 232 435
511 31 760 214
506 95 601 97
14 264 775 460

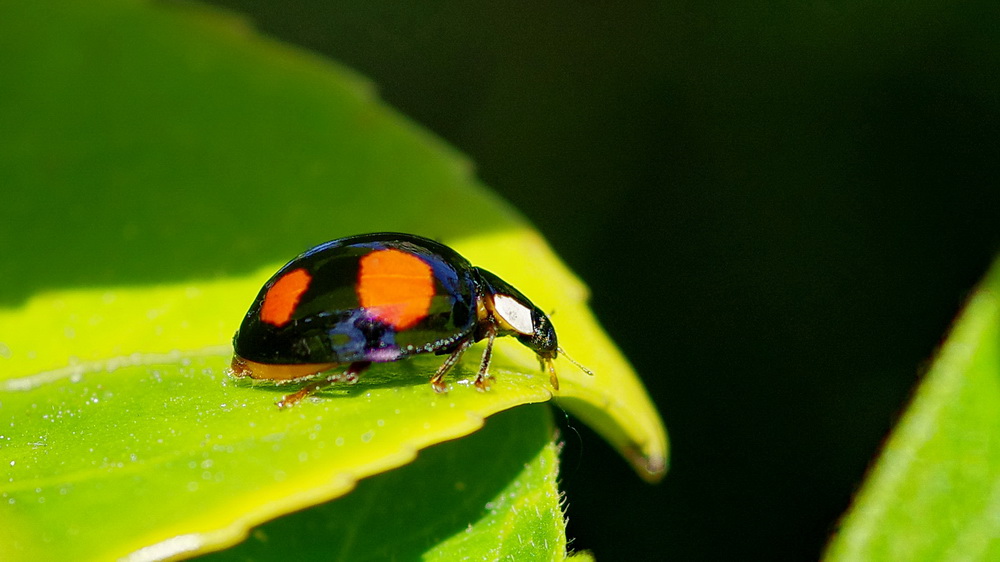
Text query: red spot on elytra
357 249 433 330
260 268 311 327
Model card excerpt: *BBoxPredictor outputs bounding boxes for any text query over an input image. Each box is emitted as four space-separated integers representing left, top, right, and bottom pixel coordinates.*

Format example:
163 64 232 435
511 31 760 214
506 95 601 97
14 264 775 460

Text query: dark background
198 1 1000 559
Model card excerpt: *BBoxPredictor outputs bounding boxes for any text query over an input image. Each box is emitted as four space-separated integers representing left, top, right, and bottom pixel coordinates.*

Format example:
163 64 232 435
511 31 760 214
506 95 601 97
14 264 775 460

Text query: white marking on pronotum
492 294 534 335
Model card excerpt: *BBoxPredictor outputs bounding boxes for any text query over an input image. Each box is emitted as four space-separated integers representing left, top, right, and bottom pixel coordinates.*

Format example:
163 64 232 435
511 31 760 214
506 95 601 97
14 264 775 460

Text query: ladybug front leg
276 361 371 408
473 324 497 392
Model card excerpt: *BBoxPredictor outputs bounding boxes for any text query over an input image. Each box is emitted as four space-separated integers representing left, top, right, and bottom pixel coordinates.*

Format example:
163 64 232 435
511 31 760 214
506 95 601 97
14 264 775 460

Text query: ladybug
230 233 591 407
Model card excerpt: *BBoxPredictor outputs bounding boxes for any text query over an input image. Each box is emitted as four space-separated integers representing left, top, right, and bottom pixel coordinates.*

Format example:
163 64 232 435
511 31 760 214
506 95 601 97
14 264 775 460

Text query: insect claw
430 376 449 394
473 374 495 392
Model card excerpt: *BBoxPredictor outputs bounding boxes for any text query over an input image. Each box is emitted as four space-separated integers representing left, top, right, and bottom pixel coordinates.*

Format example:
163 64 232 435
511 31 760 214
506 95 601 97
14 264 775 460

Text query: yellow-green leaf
0 0 667 559
199 404 566 562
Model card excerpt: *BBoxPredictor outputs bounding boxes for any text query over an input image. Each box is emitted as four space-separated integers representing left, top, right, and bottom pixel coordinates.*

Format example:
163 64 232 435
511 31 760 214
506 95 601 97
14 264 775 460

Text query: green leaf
0 1 667 559
824 257 1000 561
198 404 566 562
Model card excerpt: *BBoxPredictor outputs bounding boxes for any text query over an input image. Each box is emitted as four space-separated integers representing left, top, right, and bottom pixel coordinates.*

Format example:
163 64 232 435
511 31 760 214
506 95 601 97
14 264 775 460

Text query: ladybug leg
430 337 473 393
276 361 371 409
473 324 497 392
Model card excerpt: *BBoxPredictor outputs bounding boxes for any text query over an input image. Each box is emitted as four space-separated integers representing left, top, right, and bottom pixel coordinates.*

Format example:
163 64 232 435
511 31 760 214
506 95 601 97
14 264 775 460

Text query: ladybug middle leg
429 337 473 393
276 361 371 408
429 323 498 393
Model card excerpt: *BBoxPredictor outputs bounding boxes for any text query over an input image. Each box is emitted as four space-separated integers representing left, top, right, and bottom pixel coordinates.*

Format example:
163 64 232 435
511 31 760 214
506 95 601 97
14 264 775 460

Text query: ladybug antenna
557 347 595 377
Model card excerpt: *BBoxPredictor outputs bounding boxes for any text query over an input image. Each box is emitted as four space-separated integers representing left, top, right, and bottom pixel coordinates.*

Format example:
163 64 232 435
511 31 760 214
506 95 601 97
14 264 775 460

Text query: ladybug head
516 309 558 359
475 267 593 390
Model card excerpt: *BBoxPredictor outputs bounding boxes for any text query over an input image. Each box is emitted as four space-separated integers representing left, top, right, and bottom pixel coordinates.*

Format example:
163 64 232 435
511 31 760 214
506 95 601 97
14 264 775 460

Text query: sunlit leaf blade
824 257 1000 561
1 340 555 560
198 405 566 562
0 0 667 559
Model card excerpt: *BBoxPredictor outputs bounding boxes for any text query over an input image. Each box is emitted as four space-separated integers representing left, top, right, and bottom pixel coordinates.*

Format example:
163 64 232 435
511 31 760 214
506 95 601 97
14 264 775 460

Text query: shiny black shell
233 233 481 365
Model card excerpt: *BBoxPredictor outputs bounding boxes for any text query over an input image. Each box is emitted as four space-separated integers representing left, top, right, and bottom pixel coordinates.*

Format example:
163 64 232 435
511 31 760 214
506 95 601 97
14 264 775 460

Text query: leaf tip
625 444 669 484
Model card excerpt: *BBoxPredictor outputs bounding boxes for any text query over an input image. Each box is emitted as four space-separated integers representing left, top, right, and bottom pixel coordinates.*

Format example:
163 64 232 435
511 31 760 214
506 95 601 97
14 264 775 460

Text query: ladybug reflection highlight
230 233 591 407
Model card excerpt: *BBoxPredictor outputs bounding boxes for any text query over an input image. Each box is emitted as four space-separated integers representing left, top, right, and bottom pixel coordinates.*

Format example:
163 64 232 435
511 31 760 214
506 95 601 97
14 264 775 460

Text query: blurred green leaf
0 1 666 559
825 257 1000 561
